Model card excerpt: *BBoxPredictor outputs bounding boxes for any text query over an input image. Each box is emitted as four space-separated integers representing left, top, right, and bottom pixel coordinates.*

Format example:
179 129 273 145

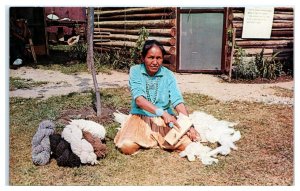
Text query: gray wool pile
31 120 55 165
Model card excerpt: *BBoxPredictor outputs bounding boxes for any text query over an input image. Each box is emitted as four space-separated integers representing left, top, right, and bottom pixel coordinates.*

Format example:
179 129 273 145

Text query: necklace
146 76 160 104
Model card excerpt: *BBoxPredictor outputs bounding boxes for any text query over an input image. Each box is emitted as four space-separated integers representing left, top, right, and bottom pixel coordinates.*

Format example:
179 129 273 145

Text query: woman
114 40 199 155
10 17 28 66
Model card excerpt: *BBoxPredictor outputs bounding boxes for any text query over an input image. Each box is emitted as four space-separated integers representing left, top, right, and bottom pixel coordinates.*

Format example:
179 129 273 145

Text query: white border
1 1 298 191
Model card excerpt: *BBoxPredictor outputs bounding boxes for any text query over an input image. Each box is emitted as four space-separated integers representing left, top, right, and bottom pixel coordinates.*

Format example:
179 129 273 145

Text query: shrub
255 49 283 80
233 47 259 79
69 43 88 62
129 27 149 66
232 47 284 80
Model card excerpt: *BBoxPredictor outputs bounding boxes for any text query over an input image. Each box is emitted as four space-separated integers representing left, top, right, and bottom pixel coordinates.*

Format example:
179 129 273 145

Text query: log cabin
93 7 294 74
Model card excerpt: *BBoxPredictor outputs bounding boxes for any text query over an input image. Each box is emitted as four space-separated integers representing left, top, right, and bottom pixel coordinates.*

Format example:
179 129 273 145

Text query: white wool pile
113 111 130 130
179 111 241 165
61 124 98 165
179 142 218 165
69 119 106 140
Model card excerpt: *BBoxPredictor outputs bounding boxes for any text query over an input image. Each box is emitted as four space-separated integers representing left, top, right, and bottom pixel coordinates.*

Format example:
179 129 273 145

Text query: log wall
228 7 294 71
93 7 177 69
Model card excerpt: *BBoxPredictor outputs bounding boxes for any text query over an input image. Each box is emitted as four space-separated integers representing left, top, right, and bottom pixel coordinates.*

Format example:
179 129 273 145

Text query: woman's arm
135 96 179 127
174 103 188 116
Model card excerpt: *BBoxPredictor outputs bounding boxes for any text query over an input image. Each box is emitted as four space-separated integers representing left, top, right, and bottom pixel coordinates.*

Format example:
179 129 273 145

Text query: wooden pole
229 28 236 82
87 7 101 116
28 38 37 64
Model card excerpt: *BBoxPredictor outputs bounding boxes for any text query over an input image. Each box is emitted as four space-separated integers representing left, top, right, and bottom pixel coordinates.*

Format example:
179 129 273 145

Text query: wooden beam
94 19 176 28
94 7 175 16
233 22 293 28
236 39 293 47
94 41 176 54
232 13 294 21
94 34 176 46
94 27 176 37
95 12 176 21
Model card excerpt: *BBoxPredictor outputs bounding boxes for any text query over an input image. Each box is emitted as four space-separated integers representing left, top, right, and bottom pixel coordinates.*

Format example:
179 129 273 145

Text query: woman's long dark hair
141 39 166 58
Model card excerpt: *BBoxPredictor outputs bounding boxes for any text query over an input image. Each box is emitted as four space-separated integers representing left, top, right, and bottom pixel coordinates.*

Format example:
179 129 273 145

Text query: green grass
9 88 294 185
9 77 49 91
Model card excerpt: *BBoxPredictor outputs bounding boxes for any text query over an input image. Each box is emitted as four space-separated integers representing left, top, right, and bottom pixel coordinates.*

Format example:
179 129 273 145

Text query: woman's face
143 45 163 76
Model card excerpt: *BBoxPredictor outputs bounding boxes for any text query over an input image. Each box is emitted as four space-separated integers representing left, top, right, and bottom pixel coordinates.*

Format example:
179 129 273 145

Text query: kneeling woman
114 40 199 155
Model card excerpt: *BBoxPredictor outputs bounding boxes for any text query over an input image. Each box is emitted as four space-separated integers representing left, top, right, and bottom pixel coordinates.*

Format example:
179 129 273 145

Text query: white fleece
180 111 241 164
70 119 106 140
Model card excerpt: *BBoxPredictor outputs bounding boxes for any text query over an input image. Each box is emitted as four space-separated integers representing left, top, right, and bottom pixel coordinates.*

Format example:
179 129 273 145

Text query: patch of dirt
57 106 130 125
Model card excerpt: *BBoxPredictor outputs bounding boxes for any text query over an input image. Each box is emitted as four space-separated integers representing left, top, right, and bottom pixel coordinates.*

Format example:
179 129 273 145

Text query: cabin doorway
178 8 226 72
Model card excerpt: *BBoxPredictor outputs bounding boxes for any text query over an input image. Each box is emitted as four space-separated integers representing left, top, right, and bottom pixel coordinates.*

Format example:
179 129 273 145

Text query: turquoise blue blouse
129 63 184 117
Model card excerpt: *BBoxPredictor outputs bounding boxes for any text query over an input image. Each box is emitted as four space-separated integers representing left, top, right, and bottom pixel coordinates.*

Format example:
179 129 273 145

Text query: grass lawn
9 87 293 185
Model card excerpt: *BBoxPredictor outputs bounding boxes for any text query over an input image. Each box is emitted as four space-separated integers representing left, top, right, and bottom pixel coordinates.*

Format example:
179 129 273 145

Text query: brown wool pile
83 131 108 159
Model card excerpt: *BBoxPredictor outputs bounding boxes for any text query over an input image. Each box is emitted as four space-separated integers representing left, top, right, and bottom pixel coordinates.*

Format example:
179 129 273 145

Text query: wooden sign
242 7 274 39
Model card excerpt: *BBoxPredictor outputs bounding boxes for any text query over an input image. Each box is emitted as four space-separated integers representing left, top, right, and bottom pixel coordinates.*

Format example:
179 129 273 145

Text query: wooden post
228 28 236 82
28 38 37 64
87 7 101 116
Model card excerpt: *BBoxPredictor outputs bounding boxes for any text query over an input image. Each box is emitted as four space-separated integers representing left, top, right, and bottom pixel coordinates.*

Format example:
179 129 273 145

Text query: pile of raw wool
32 119 107 167
61 119 107 165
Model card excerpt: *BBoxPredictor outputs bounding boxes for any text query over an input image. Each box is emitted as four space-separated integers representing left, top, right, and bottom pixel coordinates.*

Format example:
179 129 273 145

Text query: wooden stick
28 38 37 64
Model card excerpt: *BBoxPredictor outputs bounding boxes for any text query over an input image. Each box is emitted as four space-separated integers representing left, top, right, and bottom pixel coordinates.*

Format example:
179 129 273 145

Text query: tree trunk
87 7 101 116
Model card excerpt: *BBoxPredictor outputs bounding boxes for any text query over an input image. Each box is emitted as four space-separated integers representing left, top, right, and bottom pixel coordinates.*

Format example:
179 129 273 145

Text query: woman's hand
161 112 180 129
187 127 200 142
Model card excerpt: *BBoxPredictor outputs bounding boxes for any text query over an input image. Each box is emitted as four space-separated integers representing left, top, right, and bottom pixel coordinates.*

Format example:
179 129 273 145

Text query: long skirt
114 114 192 155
